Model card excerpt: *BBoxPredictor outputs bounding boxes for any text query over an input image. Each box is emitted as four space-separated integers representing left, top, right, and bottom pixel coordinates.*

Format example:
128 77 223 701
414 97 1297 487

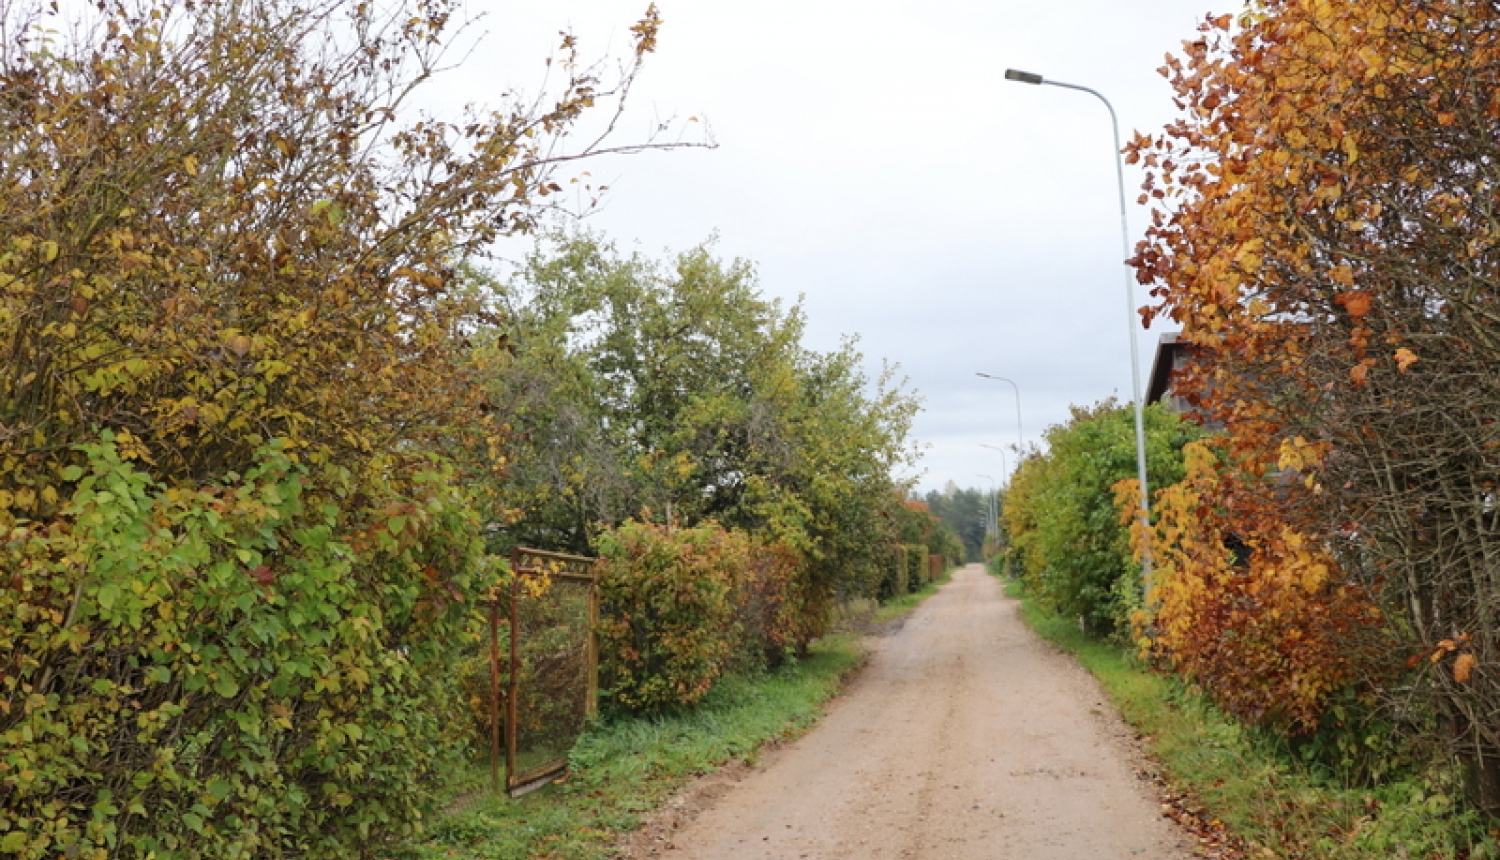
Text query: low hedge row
594 521 815 714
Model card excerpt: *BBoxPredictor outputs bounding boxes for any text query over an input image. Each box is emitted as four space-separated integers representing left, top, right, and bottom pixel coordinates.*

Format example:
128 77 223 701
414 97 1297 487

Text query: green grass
1002 576 1498 859
389 578 950 860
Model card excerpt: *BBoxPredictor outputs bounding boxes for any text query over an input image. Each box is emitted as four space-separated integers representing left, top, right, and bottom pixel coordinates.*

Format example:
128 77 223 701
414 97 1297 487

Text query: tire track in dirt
619 564 1196 860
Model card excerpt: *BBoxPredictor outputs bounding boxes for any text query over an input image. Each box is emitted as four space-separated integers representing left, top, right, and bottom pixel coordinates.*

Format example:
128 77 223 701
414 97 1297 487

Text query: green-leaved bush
596 521 749 714
0 436 487 859
1003 401 1201 633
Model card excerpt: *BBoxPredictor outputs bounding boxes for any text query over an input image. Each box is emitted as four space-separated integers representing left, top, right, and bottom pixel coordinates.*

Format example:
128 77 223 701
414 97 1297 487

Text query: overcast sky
446 0 1240 494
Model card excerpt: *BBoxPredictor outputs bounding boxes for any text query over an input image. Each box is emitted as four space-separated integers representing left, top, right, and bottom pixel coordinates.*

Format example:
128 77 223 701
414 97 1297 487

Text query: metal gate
487 547 598 797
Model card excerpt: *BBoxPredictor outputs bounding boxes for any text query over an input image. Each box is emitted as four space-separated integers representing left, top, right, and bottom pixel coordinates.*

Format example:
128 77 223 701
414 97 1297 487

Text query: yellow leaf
183 154 199 176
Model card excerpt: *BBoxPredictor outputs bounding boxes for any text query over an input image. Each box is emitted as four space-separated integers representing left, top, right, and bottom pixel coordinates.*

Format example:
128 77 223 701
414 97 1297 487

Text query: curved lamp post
975 373 1024 455
1003 67 1153 587
978 442 1009 485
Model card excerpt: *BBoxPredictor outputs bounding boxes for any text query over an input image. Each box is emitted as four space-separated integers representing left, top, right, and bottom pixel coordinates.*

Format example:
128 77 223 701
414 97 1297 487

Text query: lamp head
1004 68 1044 85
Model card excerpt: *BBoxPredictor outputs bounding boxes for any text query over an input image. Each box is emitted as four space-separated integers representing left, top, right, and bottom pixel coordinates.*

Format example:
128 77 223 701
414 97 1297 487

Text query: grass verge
389 574 951 860
1003 577 1498 860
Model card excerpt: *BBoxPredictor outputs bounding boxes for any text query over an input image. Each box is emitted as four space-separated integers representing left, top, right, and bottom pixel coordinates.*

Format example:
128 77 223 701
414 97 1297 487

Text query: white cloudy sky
442 0 1240 493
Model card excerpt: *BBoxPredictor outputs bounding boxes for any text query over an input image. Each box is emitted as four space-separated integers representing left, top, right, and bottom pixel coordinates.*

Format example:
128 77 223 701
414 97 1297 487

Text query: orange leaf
1394 347 1418 372
1432 639 1456 662
1350 363 1369 385
1454 653 1476 684
1338 290 1372 317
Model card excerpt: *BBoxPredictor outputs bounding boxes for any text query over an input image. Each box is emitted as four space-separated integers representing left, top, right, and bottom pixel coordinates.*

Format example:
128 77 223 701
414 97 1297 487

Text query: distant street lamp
978 443 1009 485
975 373 1024 455
1003 67 1153 588
975 472 998 551
978 445 1008 551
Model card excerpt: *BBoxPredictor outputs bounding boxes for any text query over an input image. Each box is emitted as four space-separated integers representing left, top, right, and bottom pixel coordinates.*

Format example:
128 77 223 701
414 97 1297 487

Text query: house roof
1145 332 1183 406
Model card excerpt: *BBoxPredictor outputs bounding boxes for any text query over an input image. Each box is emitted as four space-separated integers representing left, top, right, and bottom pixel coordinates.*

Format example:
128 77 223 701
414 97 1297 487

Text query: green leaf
61 464 84 482
97 582 121 610
0 831 27 853
213 676 240 699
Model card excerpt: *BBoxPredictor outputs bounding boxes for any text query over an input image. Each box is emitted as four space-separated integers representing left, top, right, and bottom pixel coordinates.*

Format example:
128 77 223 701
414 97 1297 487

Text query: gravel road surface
622 563 1196 860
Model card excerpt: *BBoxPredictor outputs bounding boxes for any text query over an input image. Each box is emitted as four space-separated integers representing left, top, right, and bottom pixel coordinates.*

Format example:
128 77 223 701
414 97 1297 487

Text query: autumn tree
1121 438 1389 732
1134 0 1500 807
0 0 692 854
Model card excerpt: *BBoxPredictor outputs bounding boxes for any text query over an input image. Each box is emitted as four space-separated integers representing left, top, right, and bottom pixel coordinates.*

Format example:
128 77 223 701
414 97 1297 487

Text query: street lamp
975 473 998 556
978 445 1007 550
975 373 1024 455
978 443 1008 485
1003 67 1153 588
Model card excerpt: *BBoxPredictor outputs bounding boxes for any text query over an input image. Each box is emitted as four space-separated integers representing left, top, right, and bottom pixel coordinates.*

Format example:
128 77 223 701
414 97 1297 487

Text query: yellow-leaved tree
0 0 696 856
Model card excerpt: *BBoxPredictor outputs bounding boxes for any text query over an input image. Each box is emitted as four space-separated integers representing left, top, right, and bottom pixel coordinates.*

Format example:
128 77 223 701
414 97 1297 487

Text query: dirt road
627 563 1195 860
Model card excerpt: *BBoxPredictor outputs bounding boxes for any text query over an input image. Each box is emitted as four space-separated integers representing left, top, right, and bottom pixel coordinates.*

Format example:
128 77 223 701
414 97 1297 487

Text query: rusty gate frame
488 547 599 797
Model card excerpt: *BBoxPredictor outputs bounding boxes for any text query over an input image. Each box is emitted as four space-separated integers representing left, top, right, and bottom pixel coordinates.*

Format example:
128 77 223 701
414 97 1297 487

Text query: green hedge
903 543 927 593
595 521 824 715
879 545 909 600
1 437 486 859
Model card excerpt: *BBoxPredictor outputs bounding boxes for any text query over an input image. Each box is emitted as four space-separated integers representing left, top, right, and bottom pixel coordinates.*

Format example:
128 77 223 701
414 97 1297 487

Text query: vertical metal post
507 548 522 792
586 562 600 718
488 598 501 794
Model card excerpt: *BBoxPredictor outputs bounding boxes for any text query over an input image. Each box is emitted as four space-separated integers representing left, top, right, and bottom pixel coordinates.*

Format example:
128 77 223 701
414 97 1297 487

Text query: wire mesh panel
505 548 598 796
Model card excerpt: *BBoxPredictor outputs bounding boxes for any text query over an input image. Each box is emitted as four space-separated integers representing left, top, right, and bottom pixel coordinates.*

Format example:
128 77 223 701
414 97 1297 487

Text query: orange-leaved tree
1133 0 1500 805
1118 439 1387 733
